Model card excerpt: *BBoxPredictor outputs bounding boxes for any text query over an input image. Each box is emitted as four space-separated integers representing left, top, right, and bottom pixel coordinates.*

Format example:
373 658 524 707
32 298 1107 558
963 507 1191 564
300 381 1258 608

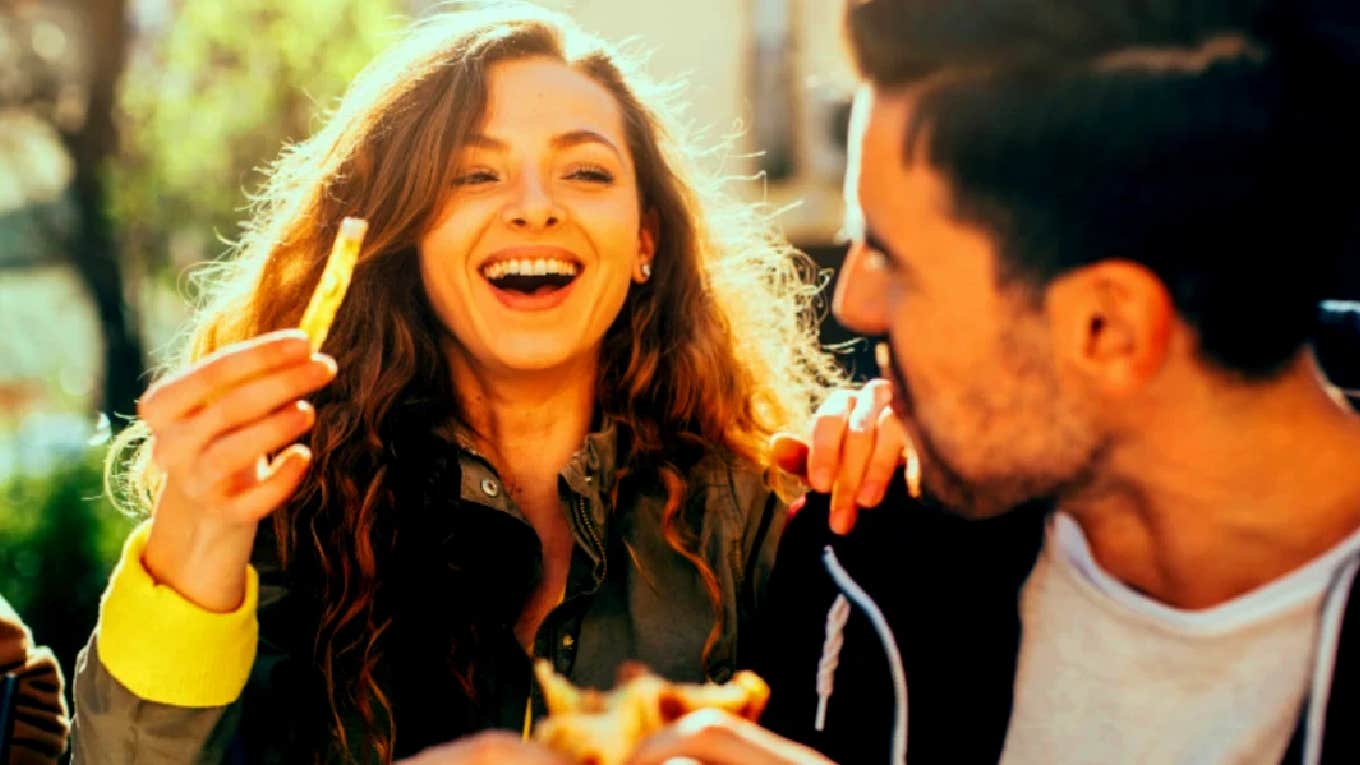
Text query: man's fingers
137 330 313 428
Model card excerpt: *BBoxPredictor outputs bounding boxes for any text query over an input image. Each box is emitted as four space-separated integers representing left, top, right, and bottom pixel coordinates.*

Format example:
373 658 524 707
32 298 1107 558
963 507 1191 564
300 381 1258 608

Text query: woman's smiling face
419 55 654 375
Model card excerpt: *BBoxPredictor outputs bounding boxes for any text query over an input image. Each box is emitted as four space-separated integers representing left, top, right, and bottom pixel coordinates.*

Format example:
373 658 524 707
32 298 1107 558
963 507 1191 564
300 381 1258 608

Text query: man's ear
1046 260 1175 396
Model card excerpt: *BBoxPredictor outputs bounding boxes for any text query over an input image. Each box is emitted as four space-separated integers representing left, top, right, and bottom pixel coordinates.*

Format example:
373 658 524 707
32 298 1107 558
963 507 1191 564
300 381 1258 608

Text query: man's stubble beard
883 320 1109 520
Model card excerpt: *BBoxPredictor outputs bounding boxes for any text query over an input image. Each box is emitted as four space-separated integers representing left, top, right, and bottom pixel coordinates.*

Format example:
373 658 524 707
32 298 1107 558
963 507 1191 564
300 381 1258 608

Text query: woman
71 5 850 763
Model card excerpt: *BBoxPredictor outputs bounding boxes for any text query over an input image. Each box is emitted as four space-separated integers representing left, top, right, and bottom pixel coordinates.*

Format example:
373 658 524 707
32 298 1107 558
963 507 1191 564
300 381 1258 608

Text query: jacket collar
449 421 619 529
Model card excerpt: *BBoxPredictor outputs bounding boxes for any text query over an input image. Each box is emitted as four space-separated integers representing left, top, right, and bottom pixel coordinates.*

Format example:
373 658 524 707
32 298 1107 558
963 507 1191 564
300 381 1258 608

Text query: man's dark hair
846 0 1360 378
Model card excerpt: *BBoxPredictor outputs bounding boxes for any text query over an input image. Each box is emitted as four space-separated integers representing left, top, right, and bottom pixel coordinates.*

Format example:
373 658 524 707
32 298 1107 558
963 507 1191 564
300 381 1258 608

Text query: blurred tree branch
5 0 403 425
0 0 146 426
60 0 146 428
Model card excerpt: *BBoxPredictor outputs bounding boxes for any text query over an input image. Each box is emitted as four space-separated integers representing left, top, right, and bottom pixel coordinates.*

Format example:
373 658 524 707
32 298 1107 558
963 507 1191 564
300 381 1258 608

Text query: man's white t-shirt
998 513 1360 765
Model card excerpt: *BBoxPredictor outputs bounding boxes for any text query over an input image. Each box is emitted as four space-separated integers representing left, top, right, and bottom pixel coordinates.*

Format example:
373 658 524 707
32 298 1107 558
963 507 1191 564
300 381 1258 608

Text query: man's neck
1062 359 1360 610
447 346 596 521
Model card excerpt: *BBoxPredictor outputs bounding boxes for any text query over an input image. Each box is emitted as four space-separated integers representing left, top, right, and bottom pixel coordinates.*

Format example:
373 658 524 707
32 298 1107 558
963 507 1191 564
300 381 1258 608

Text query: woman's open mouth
479 255 582 311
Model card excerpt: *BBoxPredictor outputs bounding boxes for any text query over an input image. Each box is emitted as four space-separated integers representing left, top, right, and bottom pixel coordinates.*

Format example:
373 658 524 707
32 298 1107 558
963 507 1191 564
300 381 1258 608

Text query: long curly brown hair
108 4 842 761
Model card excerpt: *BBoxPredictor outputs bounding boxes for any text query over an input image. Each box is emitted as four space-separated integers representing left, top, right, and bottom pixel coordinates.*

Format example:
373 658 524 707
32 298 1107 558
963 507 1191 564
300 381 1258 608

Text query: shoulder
685 448 783 528
780 478 1047 583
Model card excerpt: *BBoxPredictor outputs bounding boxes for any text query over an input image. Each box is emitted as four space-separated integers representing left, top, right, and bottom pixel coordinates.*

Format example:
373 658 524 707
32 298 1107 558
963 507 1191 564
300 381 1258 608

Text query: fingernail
857 482 883 507
829 509 849 536
313 354 338 376
277 328 310 348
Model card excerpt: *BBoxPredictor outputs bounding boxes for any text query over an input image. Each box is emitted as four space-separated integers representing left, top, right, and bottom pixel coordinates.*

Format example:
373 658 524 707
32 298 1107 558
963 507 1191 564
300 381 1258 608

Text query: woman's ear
635 209 659 283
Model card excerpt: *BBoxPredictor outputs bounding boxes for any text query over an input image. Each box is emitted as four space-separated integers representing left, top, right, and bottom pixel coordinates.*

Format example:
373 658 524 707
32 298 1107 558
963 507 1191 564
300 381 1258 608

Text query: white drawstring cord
822 545 908 765
1303 556 1360 765
815 594 851 731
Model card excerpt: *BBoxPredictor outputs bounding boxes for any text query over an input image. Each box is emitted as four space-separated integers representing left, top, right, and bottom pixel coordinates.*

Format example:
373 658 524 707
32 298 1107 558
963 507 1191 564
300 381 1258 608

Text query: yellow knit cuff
96 521 259 707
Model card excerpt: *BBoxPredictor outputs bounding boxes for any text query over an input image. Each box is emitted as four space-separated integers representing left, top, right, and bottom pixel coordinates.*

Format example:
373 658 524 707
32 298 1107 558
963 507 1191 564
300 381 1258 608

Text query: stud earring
639 262 653 282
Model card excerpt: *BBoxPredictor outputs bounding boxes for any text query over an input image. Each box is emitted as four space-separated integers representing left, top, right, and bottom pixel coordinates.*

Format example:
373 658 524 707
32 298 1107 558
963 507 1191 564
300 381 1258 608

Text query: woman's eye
566 165 614 183
454 169 498 186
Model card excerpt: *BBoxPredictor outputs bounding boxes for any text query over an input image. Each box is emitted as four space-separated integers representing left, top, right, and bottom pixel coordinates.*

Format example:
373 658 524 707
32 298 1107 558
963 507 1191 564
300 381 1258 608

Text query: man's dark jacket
754 477 1360 764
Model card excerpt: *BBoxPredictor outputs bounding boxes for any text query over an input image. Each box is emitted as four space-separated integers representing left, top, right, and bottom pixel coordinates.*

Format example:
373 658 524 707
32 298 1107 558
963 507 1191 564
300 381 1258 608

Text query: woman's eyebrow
464 130 624 161
551 129 624 161
465 133 507 151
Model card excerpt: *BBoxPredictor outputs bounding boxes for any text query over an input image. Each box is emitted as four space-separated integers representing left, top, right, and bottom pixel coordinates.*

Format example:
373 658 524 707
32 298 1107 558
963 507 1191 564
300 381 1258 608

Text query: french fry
532 660 770 765
536 659 599 715
298 217 368 351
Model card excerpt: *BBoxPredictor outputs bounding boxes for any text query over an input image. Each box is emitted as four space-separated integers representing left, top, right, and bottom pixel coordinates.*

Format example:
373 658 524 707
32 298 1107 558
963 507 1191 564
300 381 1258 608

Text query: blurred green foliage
0 447 134 687
111 0 404 280
0 0 408 705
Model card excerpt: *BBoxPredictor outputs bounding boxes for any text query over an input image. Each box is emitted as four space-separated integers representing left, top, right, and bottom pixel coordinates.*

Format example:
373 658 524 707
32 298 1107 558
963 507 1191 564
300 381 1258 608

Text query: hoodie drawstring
821 544 909 765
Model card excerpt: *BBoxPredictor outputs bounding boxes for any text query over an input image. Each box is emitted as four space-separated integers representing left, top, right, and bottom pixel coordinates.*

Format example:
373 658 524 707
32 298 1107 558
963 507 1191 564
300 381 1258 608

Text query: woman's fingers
137 332 336 613
221 444 313 525
805 390 855 492
141 331 336 534
192 401 316 498
769 433 811 478
137 330 314 429
856 406 908 507
828 380 891 533
190 354 335 441
146 351 332 477
795 379 908 535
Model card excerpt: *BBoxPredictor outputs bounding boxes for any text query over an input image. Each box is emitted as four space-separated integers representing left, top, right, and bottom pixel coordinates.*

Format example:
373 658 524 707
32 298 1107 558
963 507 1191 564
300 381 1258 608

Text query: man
630 0 1360 763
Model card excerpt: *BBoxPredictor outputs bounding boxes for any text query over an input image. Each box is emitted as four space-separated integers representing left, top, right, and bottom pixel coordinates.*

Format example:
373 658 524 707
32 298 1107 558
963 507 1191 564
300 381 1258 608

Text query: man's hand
770 378 908 535
398 731 570 765
627 709 834 765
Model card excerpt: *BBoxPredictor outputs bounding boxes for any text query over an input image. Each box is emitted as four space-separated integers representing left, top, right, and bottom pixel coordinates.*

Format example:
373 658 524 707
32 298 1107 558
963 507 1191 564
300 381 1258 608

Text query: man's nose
502 170 563 231
833 241 890 334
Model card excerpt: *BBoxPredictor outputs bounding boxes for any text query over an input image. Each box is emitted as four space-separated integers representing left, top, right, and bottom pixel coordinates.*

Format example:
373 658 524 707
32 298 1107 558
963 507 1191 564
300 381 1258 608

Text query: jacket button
561 634 575 649
480 478 500 498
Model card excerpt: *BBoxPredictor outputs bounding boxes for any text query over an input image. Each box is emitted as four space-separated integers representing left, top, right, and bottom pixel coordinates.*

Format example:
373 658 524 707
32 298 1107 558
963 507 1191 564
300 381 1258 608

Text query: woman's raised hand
138 329 336 612
770 379 908 535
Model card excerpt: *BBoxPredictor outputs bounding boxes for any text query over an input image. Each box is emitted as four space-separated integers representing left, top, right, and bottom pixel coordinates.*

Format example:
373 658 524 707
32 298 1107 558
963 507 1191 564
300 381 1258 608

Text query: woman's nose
502 170 564 231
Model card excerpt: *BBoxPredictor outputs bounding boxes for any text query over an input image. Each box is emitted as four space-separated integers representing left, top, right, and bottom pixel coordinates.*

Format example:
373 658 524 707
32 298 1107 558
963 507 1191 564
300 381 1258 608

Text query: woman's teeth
481 258 580 280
